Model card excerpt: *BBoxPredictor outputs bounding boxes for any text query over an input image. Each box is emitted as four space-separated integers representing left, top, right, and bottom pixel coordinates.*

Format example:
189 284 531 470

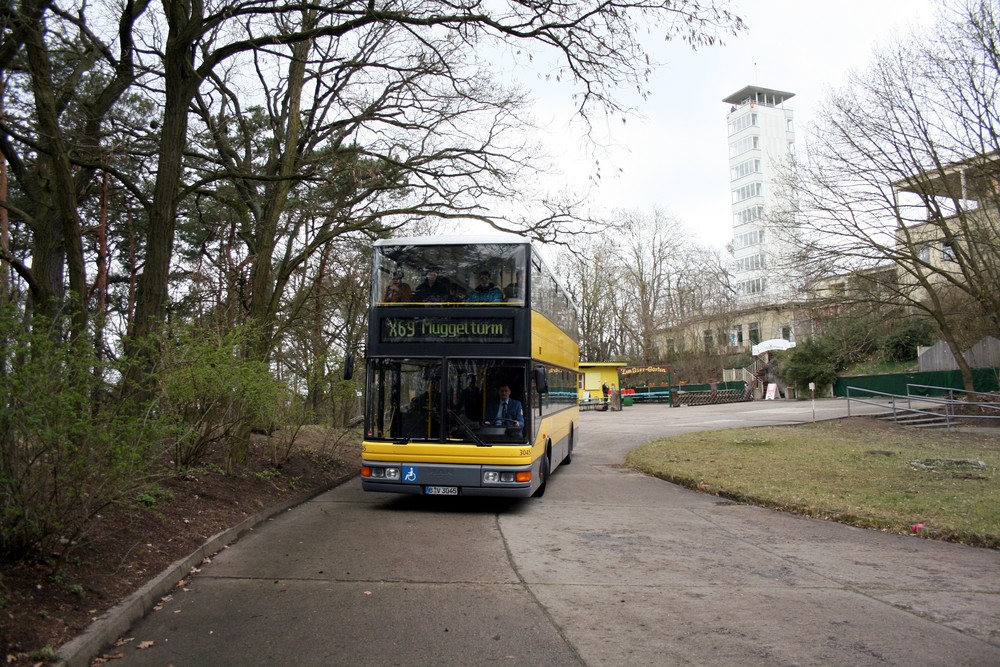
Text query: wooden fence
919 336 1000 372
672 388 752 407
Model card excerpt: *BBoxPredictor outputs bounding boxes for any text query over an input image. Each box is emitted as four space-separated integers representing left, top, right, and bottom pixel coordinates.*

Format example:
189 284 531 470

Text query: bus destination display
380 316 514 343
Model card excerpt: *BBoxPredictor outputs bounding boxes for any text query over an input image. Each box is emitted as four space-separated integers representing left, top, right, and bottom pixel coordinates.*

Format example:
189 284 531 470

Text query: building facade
659 96 995 373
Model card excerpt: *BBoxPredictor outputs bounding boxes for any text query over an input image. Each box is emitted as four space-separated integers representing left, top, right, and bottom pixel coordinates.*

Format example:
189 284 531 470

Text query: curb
55 471 357 667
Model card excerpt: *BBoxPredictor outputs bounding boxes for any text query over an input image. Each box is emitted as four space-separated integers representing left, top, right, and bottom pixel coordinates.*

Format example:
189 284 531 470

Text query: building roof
722 85 795 106
892 150 1000 200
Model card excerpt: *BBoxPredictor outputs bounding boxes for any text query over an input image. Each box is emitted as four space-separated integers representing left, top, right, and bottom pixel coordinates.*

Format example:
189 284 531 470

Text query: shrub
0 309 173 562
780 338 839 392
821 315 883 369
156 325 291 470
882 317 935 362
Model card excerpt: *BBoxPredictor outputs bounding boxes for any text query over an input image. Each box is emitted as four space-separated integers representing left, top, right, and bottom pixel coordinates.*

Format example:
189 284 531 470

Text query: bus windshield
366 358 529 444
374 242 526 305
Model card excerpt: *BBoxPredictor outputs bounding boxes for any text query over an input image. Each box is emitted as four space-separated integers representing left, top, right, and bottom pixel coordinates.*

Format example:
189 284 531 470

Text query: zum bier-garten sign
380 316 514 344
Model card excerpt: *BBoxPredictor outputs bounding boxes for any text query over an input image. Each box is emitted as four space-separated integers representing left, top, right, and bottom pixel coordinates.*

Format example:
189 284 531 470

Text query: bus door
369 359 442 440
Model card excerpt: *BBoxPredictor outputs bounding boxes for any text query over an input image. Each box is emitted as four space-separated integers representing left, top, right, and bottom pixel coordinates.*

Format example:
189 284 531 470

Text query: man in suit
484 385 524 434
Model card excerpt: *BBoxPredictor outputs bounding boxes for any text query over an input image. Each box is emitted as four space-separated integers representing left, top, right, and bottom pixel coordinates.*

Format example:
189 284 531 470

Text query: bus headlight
483 471 518 484
365 466 401 480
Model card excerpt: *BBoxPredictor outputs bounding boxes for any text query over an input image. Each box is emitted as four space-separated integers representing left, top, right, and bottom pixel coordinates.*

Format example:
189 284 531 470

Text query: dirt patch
1 431 360 664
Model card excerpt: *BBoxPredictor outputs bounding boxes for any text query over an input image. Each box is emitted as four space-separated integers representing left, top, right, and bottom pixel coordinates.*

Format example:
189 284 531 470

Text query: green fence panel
632 385 672 394
834 368 1000 396
675 383 710 392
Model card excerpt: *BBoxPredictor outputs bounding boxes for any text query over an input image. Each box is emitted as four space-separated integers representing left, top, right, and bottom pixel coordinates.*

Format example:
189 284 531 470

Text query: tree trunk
22 1 87 336
224 33 313 470
129 1 203 373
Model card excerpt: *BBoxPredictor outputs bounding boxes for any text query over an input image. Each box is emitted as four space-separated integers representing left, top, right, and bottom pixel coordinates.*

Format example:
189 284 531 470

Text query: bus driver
484 385 524 434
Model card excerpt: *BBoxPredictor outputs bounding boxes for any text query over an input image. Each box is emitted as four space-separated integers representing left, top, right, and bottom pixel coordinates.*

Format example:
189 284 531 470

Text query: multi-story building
722 85 799 307
657 86 808 362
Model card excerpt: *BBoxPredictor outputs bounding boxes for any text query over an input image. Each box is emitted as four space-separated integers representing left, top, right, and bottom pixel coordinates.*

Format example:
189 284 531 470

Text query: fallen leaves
152 595 173 611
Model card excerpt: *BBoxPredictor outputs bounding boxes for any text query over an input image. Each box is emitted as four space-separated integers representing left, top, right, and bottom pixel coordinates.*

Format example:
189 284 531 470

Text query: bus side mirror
534 366 549 394
343 353 355 381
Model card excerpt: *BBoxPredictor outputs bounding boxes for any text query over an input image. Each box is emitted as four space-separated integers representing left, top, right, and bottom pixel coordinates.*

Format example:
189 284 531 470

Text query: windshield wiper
448 409 490 447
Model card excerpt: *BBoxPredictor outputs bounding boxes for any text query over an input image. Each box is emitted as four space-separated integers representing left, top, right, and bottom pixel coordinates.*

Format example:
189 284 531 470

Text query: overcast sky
511 0 941 248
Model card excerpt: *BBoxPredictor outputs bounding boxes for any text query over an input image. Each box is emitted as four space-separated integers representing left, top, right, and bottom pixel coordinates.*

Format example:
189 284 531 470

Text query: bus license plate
425 486 458 495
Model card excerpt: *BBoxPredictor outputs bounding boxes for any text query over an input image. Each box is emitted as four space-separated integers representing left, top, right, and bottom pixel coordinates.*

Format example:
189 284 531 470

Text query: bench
579 398 610 411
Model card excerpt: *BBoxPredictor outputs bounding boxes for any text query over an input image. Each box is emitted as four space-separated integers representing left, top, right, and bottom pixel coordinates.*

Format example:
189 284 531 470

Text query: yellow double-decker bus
358 235 580 497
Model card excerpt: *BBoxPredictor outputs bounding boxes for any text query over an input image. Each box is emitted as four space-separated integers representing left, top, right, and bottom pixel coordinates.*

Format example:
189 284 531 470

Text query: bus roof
374 234 531 247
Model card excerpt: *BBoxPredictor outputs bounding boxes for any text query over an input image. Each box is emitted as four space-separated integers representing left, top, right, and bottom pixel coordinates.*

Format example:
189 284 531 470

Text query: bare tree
611 209 683 363
562 208 730 364
771 0 999 390
273 235 369 425
185 11 546 360
556 236 621 361
126 0 746 351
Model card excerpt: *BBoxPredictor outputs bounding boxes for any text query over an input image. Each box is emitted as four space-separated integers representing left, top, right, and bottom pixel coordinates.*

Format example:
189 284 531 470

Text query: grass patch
624 417 1000 548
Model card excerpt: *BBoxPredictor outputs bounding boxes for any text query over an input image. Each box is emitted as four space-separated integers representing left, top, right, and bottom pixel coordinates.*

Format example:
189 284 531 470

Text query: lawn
624 417 1000 548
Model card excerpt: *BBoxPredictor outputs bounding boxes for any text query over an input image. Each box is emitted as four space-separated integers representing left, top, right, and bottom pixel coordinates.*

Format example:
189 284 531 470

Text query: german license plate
425 486 458 495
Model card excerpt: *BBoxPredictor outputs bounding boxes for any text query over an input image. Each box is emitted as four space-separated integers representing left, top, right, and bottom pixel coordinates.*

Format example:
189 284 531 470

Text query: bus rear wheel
562 423 574 465
532 451 550 497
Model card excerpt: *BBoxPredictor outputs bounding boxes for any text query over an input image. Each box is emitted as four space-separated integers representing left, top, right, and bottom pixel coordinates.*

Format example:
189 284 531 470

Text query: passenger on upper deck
503 269 524 300
383 270 412 302
413 268 450 302
466 270 503 303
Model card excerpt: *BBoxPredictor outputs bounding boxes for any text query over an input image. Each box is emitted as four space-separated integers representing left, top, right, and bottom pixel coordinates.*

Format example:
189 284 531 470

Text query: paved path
68 399 1000 666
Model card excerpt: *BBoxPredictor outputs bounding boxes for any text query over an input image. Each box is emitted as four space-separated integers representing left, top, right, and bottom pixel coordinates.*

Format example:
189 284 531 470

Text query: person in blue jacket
484 385 524 434
467 270 503 302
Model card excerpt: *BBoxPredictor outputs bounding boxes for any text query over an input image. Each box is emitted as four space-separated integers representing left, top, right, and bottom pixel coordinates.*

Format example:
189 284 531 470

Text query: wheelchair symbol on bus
403 466 417 483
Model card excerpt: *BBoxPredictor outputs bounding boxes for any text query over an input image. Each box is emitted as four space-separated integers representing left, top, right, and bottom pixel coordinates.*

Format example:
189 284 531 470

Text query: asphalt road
83 399 1000 666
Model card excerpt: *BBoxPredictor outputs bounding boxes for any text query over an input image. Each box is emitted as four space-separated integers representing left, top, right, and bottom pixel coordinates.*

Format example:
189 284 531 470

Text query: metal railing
723 359 763 394
846 384 1000 430
906 384 1000 403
